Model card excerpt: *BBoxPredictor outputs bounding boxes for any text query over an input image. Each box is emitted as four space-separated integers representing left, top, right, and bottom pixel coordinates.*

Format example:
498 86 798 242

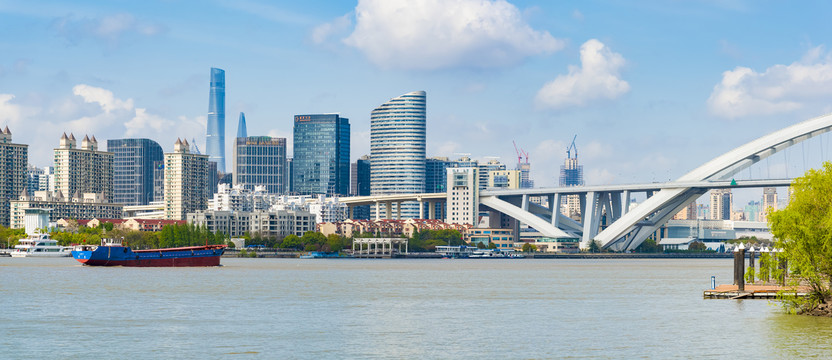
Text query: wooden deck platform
704 284 808 299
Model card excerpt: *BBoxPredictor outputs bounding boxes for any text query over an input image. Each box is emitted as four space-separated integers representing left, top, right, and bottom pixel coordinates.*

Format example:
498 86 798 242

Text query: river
2 257 831 359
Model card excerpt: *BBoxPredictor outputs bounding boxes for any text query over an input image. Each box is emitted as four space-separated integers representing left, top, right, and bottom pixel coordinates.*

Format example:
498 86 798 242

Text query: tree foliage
409 229 463 252
634 238 661 253
769 161 832 311
688 241 707 252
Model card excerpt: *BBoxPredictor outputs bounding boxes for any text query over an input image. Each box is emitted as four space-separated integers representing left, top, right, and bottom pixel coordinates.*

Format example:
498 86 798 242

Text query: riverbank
223 249 733 259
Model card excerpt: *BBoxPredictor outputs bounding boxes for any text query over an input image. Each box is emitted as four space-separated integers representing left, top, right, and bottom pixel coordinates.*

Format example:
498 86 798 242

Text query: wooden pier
704 284 808 299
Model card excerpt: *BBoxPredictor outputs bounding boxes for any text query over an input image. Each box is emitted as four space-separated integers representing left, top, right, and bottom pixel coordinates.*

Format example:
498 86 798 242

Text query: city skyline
3 1 832 208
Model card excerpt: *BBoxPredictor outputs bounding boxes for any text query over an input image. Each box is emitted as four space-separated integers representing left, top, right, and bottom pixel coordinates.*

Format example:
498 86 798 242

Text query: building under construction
559 136 583 219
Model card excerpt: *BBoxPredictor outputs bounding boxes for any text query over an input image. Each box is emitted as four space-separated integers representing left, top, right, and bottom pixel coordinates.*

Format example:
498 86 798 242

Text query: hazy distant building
164 139 210 220
709 189 732 221
206 67 226 172
760 187 778 222
233 136 287 194
236 112 247 138
54 133 113 203
478 159 506 190
27 165 53 197
0 127 28 227
672 201 697 220
292 114 350 196
107 138 164 206
370 91 426 219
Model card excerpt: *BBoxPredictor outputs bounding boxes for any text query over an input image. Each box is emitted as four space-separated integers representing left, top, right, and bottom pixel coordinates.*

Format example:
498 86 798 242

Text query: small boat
71 238 226 267
10 233 72 257
299 251 344 259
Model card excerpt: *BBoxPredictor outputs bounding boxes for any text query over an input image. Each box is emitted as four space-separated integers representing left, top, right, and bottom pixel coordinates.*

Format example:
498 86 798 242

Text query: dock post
748 246 755 283
733 243 745 291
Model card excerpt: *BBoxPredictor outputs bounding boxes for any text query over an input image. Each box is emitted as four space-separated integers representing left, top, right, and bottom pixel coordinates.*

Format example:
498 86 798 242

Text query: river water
2 257 832 359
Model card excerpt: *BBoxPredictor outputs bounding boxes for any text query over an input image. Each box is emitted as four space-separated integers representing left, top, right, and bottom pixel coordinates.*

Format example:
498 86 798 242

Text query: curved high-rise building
206 67 226 172
370 91 426 219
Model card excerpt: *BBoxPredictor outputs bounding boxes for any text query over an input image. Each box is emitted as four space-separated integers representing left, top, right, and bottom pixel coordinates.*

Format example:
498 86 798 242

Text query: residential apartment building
10 191 123 229
0 127 27 227
187 209 314 238
54 133 113 203
446 167 479 225
164 138 210 220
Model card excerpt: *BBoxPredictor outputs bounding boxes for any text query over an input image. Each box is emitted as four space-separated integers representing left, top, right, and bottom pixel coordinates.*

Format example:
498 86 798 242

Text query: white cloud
707 46 832 118
72 84 134 113
0 94 37 128
125 108 174 136
535 39 630 110
51 13 166 47
311 13 352 45
342 0 564 70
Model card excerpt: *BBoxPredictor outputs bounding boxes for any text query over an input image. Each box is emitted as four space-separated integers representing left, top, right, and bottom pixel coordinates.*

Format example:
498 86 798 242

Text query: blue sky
2 0 832 207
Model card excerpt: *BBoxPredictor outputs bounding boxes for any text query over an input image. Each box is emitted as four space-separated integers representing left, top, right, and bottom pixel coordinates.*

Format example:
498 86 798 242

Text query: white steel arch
595 113 832 251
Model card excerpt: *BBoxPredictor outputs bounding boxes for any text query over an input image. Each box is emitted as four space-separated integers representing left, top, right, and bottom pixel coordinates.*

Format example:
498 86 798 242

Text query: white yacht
10 233 71 257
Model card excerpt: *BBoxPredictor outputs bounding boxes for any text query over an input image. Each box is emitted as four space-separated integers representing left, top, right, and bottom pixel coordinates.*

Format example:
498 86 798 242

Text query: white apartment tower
370 91 426 219
760 187 778 222
446 167 479 225
0 127 28 227
709 189 732 221
164 138 210 220
53 133 113 203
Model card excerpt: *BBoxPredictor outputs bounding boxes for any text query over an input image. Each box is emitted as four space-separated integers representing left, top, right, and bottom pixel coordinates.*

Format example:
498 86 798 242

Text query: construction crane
512 140 529 164
566 135 578 159
191 138 202 154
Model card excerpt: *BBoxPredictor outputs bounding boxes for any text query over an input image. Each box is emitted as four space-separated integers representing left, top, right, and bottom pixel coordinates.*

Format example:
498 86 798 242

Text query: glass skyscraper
206 67 226 172
292 114 350 196
107 138 163 206
370 91 426 219
233 136 287 194
350 155 371 219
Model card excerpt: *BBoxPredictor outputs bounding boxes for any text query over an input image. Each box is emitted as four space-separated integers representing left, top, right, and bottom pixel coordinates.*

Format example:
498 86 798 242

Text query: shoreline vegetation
769 161 832 317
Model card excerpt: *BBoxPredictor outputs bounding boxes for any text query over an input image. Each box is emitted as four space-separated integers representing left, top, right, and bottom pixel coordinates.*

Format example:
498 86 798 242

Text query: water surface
2 257 830 359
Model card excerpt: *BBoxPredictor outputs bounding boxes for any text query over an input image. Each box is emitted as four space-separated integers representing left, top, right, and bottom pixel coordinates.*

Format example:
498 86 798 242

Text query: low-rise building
188 209 314 238
318 218 470 238
11 191 123 229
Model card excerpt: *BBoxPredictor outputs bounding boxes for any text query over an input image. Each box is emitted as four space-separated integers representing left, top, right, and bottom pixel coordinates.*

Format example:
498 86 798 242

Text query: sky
3 0 832 209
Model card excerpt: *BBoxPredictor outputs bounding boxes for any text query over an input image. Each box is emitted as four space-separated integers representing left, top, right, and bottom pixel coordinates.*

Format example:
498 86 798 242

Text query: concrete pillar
748 248 756 283
623 190 631 215
428 201 436 219
375 201 381 221
419 200 424 219
552 193 562 228
349 206 354 220
385 202 392 219
734 246 745 291
396 202 402 219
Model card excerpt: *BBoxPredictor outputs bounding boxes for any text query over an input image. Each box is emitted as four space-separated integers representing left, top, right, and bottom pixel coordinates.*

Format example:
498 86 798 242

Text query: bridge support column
419 200 424 219
581 191 601 250
348 206 354 220
375 201 381 221
385 201 392 219
396 201 402 219
428 201 436 219
551 193 562 228
622 191 631 215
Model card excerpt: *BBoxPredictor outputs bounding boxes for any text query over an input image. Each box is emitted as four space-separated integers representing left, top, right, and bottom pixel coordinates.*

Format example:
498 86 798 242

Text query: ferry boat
10 233 72 257
71 238 226 267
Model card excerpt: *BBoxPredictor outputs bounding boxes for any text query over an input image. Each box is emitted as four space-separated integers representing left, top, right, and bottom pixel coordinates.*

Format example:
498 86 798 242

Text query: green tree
522 243 537 252
487 242 497 249
770 161 832 312
587 240 602 253
635 238 661 253
281 234 302 250
688 241 707 252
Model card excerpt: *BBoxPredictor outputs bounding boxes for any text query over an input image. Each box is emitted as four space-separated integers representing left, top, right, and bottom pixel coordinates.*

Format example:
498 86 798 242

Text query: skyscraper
206 67 226 172
164 138 210 220
709 189 732 220
350 155 371 219
107 138 164 206
0 127 28 227
236 112 247 138
233 136 287 194
292 114 350 196
560 138 583 219
370 91 426 219
54 133 113 203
